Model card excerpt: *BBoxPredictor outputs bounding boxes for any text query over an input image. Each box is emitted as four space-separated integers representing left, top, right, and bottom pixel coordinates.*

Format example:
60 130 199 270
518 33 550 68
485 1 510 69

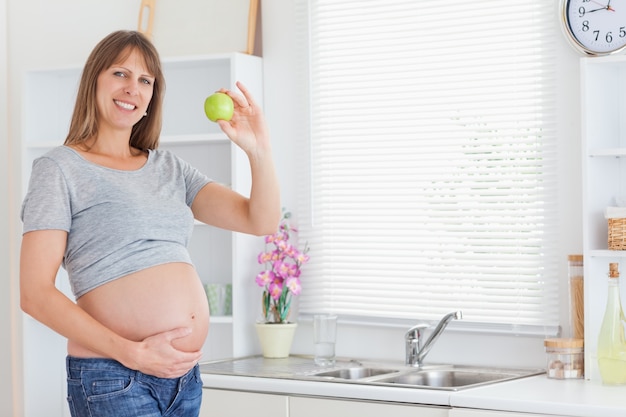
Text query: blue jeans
66 356 202 417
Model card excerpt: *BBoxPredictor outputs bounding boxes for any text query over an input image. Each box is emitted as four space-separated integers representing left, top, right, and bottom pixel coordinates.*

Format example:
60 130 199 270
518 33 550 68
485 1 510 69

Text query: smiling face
95 47 155 136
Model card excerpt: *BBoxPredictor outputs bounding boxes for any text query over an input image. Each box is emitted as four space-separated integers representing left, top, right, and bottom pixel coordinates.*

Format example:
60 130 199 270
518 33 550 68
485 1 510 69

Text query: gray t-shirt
21 146 212 298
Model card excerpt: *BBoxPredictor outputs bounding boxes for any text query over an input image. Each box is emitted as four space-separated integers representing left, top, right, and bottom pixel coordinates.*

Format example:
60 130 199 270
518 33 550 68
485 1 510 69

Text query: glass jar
544 338 584 379
567 255 584 339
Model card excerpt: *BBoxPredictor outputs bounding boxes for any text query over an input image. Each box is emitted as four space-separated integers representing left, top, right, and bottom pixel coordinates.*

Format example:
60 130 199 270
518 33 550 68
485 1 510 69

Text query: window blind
295 0 560 329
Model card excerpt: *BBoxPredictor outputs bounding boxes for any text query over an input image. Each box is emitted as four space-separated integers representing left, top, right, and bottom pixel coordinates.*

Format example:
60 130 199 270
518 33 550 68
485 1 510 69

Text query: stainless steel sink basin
313 367 399 380
309 362 543 390
372 369 522 388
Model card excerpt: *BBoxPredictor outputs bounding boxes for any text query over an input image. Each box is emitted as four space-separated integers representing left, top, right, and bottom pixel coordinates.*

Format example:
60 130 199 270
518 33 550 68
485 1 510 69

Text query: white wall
3 0 584 415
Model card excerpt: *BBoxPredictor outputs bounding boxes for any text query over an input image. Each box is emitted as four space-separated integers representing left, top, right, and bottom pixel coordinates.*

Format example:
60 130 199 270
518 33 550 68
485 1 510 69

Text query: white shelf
588 148 626 157
580 55 626 382
210 316 234 324
588 249 626 258
161 133 229 145
23 140 66 149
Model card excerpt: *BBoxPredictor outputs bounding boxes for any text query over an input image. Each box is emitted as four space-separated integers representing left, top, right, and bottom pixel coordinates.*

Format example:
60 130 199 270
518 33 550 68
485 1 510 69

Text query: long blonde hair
64 30 165 150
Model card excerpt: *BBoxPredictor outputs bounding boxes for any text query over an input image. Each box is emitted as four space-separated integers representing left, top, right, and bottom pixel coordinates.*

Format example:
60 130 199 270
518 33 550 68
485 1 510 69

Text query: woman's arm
19 230 201 378
192 81 281 235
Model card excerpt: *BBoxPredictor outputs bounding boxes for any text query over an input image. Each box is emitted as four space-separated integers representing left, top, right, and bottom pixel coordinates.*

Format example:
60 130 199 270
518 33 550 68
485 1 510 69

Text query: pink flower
283 243 298 258
285 276 302 295
295 251 310 265
276 239 290 252
256 210 310 323
268 276 284 300
257 252 272 264
255 270 274 287
275 261 300 279
265 233 278 244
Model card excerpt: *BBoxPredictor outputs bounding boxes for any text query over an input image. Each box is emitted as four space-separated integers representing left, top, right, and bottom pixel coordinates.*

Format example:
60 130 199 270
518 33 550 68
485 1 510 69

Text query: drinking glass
313 314 337 366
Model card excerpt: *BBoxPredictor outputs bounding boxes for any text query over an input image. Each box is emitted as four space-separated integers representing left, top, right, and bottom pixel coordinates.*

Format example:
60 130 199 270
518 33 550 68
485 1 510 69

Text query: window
295 0 560 333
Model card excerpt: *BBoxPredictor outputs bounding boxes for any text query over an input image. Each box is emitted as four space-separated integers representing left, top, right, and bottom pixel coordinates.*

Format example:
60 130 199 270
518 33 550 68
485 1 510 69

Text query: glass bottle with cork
597 262 626 385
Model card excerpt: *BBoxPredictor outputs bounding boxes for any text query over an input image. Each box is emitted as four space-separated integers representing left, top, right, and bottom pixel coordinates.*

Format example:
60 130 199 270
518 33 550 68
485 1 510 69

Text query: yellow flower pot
255 322 298 358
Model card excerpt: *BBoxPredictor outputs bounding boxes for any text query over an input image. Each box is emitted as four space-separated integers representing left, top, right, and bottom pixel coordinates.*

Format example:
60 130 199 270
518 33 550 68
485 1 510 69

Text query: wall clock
561 0 626 56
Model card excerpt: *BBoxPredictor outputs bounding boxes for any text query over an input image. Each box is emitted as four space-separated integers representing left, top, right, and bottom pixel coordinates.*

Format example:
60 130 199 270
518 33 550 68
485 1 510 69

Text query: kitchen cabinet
580 55 626 382
450 409 569 417
21 53 264 417
200 388 288 417
200 389 448 417
289 396 449 417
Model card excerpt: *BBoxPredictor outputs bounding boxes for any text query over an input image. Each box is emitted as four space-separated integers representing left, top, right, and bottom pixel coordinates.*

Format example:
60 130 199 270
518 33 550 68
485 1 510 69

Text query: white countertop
451 375 626 417
199 356 626 417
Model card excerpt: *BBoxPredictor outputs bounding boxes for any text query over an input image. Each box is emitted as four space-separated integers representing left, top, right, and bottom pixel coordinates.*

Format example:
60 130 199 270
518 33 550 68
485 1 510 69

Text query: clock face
563 0 626 55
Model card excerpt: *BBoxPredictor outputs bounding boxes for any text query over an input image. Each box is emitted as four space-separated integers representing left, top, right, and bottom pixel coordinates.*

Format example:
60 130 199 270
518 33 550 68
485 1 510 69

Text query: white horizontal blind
296 0 560 328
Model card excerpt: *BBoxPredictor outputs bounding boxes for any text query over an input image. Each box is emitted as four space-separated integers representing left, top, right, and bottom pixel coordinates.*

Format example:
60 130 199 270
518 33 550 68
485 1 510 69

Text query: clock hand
607 0 615 11
602 0 615 11
587 6 616 12
588 0 616 11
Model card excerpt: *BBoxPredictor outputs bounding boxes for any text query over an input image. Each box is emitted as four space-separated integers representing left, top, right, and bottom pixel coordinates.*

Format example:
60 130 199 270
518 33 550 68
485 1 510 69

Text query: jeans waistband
66 356 199 388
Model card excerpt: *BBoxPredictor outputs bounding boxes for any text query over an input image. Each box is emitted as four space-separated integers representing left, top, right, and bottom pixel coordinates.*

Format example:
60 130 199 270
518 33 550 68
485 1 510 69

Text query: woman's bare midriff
67 262 209 357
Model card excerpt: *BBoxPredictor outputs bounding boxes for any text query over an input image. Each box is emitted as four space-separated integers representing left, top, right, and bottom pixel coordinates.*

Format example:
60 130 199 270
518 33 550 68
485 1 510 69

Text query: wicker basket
608 218 626 250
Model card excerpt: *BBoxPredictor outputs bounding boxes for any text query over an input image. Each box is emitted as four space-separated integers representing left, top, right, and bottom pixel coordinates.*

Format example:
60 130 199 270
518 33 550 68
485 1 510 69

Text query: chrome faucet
405 310 462 367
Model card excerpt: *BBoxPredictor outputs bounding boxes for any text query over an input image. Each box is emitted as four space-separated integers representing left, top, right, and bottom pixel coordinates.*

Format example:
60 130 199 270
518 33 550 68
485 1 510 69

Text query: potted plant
254 210 309 358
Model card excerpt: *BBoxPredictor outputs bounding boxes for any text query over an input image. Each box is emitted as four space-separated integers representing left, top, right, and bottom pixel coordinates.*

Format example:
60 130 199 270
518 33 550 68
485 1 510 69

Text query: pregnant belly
68 263 210 357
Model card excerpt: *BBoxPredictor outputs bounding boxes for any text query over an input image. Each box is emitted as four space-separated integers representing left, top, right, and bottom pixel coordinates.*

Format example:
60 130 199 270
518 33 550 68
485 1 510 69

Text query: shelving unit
580 55 626 382
21 53 264 416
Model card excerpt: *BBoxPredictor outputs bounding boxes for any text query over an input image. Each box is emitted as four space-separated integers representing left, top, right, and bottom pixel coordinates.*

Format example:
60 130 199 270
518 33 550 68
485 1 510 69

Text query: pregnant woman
19 30 280 417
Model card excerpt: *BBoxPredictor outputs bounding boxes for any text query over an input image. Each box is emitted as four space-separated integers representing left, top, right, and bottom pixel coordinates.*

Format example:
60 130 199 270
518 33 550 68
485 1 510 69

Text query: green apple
204 92 234 122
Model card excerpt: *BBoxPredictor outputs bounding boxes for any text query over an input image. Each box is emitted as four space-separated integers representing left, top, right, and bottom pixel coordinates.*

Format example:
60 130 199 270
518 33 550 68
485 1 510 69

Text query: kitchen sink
371 369 522 388
199 355 543 392
309 363 543 390
313 367 399 380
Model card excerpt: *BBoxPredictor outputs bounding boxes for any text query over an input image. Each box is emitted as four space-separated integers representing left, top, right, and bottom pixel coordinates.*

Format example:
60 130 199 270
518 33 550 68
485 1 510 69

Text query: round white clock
561 0 626 56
